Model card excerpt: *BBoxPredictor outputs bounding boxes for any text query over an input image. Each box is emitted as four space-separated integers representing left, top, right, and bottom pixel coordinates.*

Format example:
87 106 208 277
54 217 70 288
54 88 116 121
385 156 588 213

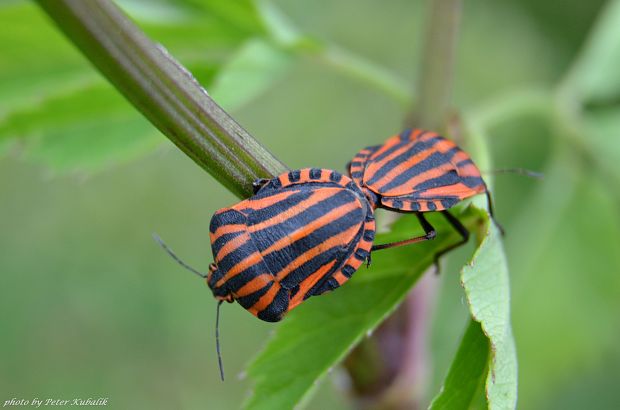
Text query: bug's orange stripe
248 281 281 316
366 142 413 179
215 251 262 287
416 182 485 199
449 149 471 165
289 260 337 310
250 188 341 233
215 235 249 261
234 190 299 211
357 239 373 253
211 224 246 239
278 173 291 186
374 162 455 197
234 273 273 298
366 135 401 162
350 163 364 172
369 146 436 189
457 163 482 177
275 224 360 281
332 271 348 285
260 200 360 256
415 130 437 142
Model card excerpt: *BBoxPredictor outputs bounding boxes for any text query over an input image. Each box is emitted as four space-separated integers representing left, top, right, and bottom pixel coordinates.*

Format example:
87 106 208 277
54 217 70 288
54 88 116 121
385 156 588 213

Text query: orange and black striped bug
155 168 376 379
205 168 376 323
348 128 497 265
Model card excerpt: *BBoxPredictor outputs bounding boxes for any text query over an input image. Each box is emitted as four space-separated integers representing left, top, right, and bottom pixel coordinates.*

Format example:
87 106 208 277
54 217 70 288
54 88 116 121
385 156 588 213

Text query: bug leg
345 161 352 174
252 178 270 194
371 212 436 251
432 210 470 272
486 191 505 235
366 253 372 268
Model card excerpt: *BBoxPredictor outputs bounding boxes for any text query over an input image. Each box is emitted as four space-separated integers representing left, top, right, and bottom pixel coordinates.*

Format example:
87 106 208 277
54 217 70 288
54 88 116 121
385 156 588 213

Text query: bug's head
206 263 234 303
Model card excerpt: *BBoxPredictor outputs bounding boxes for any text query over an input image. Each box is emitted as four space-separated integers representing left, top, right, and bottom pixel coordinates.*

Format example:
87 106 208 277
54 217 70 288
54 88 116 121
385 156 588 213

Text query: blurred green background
2 0 620 409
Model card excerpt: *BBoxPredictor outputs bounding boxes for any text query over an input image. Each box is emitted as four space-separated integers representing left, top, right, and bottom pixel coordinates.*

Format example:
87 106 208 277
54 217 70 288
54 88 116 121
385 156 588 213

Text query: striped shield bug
155 168 375 379
206 168 375 322
348 128 496 262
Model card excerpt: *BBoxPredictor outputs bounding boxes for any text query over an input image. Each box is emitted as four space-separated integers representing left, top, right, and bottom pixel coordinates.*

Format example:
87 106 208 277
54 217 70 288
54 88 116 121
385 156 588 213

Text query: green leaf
0 2 97 115
0 0 271 172
244 210 480 410
430 208 517 410
462 212 518 409
0 85 161 172
429 320 489 410
209 38 294 111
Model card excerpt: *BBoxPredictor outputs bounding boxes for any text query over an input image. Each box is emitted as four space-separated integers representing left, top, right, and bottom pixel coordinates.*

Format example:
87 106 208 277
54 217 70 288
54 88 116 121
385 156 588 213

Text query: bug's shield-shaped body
349 129 487 212
207 168 375 322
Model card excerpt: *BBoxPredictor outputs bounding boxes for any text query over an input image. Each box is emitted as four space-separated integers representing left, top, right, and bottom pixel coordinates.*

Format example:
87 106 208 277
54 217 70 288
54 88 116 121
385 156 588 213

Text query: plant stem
411 0 462 131
36 0 287 199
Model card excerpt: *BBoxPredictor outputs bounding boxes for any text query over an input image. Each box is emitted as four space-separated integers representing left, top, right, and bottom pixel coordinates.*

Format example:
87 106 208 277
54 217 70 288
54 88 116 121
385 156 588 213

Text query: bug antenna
484 168 544 179
216 300 225 381
152 233 207 278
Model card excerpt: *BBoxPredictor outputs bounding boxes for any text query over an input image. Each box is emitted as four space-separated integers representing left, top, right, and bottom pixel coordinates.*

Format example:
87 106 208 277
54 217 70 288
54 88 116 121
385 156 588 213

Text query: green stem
411 0 462 130
36 0 287 199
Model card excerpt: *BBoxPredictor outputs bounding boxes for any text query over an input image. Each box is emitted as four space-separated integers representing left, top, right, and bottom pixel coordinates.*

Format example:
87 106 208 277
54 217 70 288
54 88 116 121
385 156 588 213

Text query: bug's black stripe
257 287 290 322
354 248 369 261
398 128 414 141
209 209 243 234
440 197 460 209
412 170 460 191
456 159 474 167
213 239 257 276
309 168 323 179
444 147 460 160
301 265 341 298
235 281 274 309
461 176 485 188
257 206 364 284
210 212 264 295
368 132 425 165
377 151 449 192
350 171 363 179
288 170 301 182
366 138 443 186
250 189 357 244
212 231 245 253
279 245 344 289
383 195 460 211
248 188 314 221
330 171 343 183
250 187 335 225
